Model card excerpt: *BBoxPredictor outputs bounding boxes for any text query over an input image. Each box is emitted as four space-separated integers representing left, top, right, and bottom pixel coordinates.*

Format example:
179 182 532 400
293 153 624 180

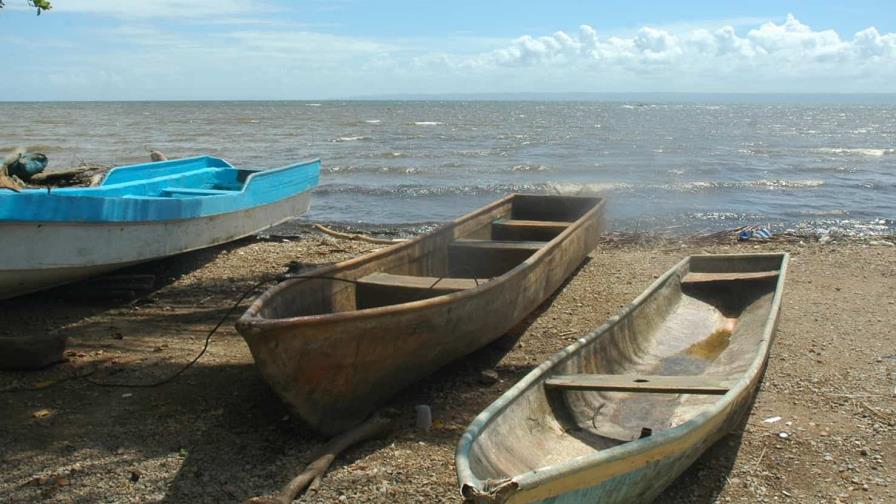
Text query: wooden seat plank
358 272 487 292
491 219 571 241
492 219 571 232
682 270 779 284
544 374 733 395
450 239 545 251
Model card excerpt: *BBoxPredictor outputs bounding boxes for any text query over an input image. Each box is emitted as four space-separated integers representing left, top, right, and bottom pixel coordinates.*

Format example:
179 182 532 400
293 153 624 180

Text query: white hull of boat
0 192 311 300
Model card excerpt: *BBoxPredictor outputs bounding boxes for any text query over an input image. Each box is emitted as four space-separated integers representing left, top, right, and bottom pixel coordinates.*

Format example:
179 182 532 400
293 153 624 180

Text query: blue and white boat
0 156 319 299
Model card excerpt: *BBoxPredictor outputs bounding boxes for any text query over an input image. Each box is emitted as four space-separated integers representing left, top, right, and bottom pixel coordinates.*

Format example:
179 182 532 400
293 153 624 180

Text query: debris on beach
737 226 773 241
0 171 20 191
0 331 68 371
6 152 48 181
27 163 109 188
313 223 405 244
478 369 499 385
3 148 48 182
246 412 396 504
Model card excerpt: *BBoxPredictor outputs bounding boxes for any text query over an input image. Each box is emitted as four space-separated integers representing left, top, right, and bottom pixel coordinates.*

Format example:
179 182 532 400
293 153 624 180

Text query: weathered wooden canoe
0 156 319 299
456 253 789 503
236 194 605 435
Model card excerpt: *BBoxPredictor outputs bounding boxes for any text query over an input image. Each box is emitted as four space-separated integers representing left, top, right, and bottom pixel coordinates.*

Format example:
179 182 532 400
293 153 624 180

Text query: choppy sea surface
2 100 894 236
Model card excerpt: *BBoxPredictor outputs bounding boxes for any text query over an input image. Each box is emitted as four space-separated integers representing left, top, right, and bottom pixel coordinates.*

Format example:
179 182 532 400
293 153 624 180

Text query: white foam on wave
816 147 894 157
332 136 370 142
322 164 419 175
799 209 848 216
510 164 548 172
663 179 825 192
365 119 381 124
752 179 825 189
542 182 629 195
413 121 443 126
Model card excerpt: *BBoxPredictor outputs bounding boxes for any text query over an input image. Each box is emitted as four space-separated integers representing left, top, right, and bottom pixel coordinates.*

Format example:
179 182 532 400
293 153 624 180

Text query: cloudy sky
1 0 895 100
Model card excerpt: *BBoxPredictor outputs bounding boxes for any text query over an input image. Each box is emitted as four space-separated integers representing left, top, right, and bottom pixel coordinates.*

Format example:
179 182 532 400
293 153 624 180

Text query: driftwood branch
314 224 403 245
245 414 394 504
0 174 20 192
28 164 110 188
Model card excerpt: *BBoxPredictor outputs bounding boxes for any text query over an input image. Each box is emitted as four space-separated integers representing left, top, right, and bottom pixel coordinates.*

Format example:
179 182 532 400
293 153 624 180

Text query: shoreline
1 232 894 502
272 220 896 245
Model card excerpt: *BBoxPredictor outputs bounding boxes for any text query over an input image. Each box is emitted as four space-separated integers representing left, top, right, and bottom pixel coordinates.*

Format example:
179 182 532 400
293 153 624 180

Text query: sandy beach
1 230 894 503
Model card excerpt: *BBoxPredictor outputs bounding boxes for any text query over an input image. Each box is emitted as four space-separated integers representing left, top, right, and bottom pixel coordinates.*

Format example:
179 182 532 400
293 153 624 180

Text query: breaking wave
321 165 422 175
509 164 550 172
815 147 895 157
313 182 623 198
664 179 825 191
312 179 827 197
331 136 370 142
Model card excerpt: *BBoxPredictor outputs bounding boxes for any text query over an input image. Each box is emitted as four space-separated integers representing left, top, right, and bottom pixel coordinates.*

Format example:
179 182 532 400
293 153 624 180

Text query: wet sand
1 232 894 503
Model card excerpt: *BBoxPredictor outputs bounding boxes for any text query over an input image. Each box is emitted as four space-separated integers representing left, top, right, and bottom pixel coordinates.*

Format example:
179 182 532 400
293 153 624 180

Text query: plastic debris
5 152 48 180
738 226 773 241
415 405 432 432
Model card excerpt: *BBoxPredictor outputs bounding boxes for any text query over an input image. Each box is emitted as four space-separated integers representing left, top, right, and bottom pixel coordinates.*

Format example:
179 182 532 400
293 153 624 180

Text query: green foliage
0 0 52 15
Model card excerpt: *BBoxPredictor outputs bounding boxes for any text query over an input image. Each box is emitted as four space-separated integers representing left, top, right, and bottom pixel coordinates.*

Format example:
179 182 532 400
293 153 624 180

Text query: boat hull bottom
0 192 311 300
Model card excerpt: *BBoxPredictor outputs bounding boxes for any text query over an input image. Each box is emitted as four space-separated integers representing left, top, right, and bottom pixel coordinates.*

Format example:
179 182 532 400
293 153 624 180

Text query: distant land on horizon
349 92 896 104
3 93 896 104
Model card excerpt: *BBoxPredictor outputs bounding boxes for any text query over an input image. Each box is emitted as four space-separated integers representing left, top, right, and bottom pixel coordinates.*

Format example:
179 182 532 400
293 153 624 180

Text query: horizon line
3 91 896 104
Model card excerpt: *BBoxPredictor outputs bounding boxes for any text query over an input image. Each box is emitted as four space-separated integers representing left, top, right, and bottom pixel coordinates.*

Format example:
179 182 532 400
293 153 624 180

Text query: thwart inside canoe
246 194 602 321
461 254 786 493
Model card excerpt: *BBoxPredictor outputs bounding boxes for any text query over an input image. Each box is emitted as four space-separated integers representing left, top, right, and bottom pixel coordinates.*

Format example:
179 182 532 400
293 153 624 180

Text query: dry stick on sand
0 173 20 192
245 413 395 504
314 223 404 245
0 164 21 192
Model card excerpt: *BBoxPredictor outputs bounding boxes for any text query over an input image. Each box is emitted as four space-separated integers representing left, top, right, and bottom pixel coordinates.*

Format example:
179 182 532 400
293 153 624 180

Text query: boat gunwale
237 194 605 330
10 156 321 197
455 252 790 503
0 157 321 224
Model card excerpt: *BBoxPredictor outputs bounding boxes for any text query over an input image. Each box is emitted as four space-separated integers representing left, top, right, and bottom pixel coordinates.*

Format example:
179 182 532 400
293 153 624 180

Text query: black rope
4 271 484 393
75 274 362 388
84 278 272 388
426 265 482 289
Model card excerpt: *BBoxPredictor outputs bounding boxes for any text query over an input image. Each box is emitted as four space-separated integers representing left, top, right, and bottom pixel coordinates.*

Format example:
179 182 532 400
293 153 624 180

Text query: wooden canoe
236 194 605 435
456 253 789 503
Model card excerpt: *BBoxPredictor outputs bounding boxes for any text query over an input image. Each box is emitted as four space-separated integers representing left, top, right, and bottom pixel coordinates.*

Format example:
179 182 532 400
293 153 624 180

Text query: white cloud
459 14 896 88
4 11 895 99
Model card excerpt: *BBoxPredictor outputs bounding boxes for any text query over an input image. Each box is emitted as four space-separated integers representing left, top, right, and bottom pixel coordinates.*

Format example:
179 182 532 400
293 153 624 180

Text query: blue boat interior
89 156 259 197
0 156 320 222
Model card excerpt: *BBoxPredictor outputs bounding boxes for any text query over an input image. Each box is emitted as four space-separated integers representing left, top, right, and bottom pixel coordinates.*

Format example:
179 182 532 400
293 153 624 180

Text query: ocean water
1 100 894 236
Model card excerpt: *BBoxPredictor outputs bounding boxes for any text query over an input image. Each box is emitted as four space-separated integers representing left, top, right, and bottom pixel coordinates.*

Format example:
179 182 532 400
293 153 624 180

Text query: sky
1 0 895 100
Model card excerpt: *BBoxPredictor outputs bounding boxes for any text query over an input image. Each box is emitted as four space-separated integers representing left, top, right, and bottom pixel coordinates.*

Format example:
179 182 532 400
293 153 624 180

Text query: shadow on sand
2 251 750 502
658 391 757 503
